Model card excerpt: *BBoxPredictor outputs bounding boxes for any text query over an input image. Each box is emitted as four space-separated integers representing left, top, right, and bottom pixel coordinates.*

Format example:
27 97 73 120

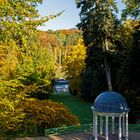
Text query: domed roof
93 91 130 113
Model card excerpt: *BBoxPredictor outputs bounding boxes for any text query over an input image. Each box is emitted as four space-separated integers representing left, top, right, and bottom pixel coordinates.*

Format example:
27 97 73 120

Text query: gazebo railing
0 123 139 139
45 124 93 136
45 123 140 136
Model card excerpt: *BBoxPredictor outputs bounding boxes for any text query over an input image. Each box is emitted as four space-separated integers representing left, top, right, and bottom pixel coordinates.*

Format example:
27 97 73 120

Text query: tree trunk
54 47 57 63
59 48 62 65
104 38 112 91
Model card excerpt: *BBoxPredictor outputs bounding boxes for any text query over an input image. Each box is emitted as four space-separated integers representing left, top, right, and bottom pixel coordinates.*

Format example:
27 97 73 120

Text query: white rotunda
91 91 130 140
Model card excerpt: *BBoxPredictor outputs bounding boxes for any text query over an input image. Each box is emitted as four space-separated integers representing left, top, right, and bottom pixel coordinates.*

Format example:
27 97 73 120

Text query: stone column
100 116 103 135
105 115 109 140
112 116 115 134
95 114 98 140
119 115 122 140
122 115 125 137
125 113 128 140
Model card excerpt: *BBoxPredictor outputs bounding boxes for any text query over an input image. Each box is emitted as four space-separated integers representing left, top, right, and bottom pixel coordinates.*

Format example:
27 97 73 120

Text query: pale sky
37 0 125 31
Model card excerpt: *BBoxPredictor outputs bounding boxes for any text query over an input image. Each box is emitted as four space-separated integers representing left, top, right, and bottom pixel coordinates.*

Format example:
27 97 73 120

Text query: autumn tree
0 0 58 132
39 29 82 79
63 39 86 95
0 0 82 135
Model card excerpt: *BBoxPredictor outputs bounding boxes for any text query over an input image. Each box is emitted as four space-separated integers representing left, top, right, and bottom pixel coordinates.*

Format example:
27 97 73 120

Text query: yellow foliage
121 20 139 46
0 0 7 5
63 39 86 94
0 79 26 131
0 42 55 131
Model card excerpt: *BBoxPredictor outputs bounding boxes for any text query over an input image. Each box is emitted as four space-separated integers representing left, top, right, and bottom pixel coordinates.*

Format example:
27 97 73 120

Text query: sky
37 0 125 31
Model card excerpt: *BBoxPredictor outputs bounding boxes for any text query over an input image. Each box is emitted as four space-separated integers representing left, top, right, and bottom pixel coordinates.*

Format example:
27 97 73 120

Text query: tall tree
122 0 140 20
63 39 86 95
0 0 61 45
76 0 118 99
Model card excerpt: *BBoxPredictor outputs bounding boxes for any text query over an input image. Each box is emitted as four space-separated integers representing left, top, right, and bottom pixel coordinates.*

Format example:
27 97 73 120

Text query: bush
28 85 51 99
18 98 79 134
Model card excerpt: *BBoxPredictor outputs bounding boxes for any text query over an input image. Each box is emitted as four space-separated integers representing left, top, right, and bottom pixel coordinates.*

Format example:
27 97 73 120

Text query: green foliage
0 43 55 130
118 21 140 97
55 29 82 47
76 0 118 45
19 45 55 86
116 21 140 123
0 0 61 45
122 0 140 20
80 46 107 100
0 41 55 97
76 0 118 99
76 1 140 122
29 85 52 99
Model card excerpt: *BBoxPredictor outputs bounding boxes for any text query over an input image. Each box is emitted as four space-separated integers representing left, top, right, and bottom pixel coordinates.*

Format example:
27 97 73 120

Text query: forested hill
38 29 86 93
39 29 82 48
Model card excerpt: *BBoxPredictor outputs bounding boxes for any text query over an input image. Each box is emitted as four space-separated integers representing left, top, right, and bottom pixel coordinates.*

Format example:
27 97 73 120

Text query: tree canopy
76 0 119 99
122 0 140 20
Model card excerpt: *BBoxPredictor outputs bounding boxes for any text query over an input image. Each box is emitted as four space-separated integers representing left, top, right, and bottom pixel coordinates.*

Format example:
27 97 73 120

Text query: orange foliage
39 31 60 48
19 98 79 130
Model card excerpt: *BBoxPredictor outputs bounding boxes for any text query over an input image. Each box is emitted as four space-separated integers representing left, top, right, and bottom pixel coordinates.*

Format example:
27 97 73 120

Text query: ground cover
50 94 93 124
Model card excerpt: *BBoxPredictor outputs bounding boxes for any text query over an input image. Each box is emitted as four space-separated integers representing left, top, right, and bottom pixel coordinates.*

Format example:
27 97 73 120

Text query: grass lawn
50 94 93 124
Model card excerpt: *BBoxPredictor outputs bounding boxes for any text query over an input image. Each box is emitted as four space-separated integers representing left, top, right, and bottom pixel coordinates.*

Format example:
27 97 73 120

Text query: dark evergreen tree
122 0 140 20
118 22 140 123
76 0 118 100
